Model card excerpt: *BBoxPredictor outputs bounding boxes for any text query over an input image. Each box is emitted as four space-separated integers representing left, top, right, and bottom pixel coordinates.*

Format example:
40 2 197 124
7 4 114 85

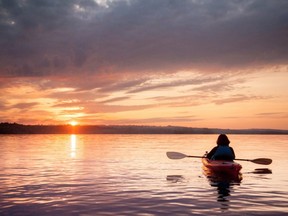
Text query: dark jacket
206 145 235 161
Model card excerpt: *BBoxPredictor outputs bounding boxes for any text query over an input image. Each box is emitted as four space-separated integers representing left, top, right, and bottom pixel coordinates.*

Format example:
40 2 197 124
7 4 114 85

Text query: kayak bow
202 156 242 176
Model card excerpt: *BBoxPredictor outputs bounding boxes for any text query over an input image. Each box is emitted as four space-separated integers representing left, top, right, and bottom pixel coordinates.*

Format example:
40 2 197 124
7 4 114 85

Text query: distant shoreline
1 122 288 134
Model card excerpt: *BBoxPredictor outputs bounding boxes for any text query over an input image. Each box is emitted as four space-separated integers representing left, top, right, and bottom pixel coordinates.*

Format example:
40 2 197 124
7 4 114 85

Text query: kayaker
206 134 235 161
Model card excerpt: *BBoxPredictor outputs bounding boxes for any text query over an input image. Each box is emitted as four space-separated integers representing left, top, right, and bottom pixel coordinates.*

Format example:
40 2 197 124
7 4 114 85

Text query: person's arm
230 147 235 160
206 147 217 159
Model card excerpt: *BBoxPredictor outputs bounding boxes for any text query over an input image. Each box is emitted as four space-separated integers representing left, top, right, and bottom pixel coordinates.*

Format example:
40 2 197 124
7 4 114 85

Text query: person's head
216 134 230 146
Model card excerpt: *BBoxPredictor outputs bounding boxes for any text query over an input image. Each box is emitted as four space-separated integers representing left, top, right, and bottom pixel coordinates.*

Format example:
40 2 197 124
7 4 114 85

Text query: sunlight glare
70 121 78 126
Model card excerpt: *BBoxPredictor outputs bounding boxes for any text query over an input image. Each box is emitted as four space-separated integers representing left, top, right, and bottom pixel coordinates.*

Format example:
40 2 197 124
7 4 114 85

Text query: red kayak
202 156 242 178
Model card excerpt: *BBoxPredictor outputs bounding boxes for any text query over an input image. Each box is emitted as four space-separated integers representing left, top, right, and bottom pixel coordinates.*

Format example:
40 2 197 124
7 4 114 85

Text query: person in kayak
206 134 235 161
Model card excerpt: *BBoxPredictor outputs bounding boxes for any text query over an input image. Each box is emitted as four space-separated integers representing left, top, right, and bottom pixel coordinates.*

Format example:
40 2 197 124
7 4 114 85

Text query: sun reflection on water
70 134 77 158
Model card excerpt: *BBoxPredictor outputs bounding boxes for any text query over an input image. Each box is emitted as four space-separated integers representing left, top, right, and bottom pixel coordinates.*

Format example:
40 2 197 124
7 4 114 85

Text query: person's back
206 134 235 161
211 145 235 161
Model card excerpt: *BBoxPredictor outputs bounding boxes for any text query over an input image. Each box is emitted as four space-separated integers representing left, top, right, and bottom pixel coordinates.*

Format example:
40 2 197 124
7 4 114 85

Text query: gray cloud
100 96 130 104
0 0 287 77
128 76 220 93
99 78 148 93
10 102 39 109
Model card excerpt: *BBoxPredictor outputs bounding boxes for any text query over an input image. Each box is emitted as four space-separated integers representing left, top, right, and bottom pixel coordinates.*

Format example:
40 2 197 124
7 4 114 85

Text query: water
0 134 287 215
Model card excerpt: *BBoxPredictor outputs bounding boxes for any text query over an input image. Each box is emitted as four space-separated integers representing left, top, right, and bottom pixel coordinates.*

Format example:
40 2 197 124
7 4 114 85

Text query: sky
0 0 288 129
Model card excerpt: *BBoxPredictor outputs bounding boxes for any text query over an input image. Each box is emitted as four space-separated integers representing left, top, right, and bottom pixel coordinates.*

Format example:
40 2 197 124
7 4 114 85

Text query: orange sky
0 0 288 129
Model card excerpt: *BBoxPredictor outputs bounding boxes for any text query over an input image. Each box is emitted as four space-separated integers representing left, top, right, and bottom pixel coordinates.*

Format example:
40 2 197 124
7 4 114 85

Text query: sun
69 121 78 126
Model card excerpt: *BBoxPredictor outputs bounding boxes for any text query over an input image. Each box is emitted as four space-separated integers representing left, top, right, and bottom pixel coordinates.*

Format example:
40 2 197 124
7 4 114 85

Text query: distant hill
1 122 288 134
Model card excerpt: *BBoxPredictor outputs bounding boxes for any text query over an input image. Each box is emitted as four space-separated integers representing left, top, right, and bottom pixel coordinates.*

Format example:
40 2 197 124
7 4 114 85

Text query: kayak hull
202 157 242 180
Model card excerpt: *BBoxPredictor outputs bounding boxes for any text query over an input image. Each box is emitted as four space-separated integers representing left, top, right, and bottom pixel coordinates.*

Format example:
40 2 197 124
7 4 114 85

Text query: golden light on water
70 134 77 158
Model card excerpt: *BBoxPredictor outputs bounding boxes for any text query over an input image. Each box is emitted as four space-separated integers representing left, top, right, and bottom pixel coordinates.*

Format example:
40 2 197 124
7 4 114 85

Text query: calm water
0 134 287 215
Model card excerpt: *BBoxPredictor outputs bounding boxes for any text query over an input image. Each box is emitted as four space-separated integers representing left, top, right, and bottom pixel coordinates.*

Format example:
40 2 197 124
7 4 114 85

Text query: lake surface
0 134 287 215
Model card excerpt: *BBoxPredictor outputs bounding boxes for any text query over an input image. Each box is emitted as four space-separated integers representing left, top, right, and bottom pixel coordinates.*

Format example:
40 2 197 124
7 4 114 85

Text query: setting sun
69 121 78 126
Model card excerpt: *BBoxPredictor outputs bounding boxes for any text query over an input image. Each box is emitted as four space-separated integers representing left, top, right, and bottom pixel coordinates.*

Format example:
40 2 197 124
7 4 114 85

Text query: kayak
202 156 242 178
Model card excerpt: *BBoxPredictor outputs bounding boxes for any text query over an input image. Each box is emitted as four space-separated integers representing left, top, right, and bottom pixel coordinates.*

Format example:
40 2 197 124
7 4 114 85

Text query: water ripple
0 134 288 215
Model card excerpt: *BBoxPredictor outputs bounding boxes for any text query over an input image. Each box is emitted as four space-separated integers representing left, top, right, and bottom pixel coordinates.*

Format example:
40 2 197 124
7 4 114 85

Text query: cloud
256 112 288 118
10 102 39 109
212 94 264 105
0 0 287 77
128 76 220 93
99 77 149 93
100 96 130 103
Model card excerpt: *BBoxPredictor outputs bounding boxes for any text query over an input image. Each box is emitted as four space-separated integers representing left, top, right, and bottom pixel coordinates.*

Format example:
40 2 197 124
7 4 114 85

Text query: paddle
166 151 272 165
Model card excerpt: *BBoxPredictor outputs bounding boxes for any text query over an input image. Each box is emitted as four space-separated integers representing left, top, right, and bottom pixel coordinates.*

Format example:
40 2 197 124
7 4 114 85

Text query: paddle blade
251 158 272 165
166 152 187 160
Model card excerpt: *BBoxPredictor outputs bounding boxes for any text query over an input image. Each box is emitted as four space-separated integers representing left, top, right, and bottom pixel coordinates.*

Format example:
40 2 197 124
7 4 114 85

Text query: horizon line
1 122 287 132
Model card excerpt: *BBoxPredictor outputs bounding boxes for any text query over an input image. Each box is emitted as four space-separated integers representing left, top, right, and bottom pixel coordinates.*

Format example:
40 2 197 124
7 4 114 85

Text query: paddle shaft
190 156 252 162
190 156 256 162
234 158 251 162
187 155 204 159
166 151 272 165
